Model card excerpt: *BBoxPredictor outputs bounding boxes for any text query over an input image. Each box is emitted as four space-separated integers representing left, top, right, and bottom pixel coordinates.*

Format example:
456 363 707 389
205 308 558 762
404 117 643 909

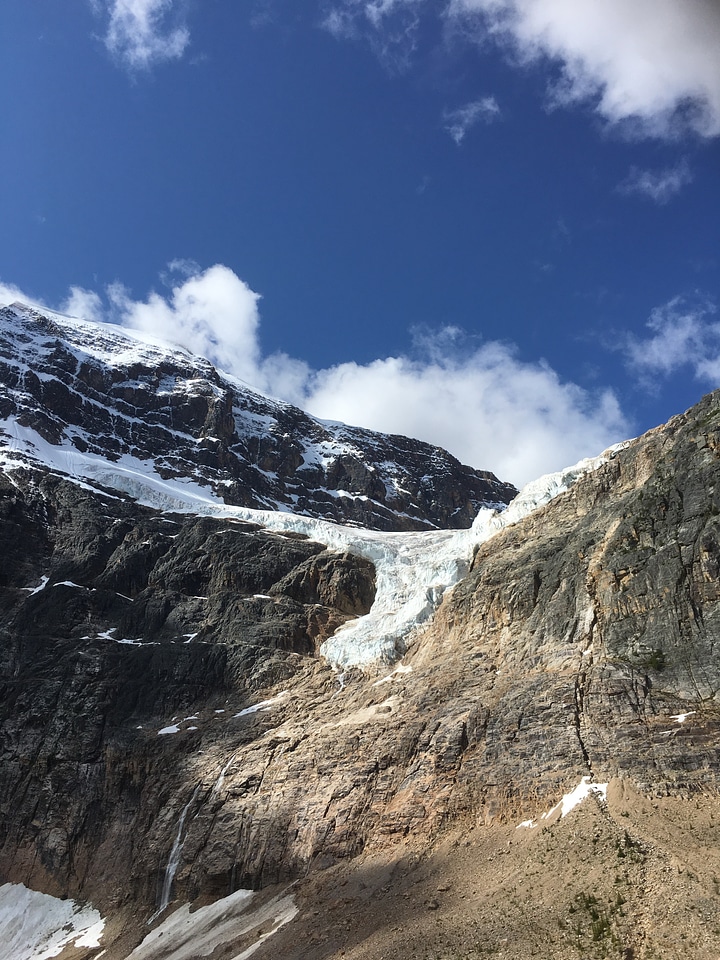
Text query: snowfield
0 883 104 960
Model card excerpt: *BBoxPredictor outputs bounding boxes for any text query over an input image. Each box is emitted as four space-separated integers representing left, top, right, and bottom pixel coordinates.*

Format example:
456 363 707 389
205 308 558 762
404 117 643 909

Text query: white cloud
625 296 720 385
94 0 190 71
448 0 720 138
328 0 720 137
100 265 628 484
61 286 105 324
0 280 44 309
300 339 627 486
1 264 630 486
618 161 693 204
443 97 501 143
105 265 266 388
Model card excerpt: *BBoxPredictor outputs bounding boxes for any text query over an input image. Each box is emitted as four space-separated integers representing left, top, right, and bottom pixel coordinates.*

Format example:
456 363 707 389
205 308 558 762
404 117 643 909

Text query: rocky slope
0 302 515 530
1 302 720 959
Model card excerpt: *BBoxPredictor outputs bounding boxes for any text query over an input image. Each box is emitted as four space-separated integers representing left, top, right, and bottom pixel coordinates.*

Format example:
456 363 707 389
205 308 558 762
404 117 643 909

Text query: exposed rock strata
0 467 376 902
0 303 515 530
1 361 720 956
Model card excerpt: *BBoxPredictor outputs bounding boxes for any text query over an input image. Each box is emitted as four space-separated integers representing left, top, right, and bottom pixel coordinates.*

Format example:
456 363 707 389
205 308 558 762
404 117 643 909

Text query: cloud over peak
11 262 629 487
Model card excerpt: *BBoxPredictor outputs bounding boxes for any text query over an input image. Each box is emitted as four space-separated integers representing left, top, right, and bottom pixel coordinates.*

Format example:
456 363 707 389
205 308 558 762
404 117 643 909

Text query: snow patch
21 576 49 595
516 776 608 829
0 882 104 960
670 711 696 723
132 888 297 960
233 691 289 718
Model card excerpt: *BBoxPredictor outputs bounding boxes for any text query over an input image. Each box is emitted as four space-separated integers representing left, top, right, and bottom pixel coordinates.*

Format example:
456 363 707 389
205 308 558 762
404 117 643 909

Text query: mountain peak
0 304 516 530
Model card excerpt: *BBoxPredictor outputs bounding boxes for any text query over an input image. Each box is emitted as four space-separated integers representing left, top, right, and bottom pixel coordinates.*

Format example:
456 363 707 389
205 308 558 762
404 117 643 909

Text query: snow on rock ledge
0 405 626 669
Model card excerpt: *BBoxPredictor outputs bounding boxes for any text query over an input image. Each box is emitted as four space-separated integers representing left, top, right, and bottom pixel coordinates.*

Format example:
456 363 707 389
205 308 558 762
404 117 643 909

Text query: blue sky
1 0 719 485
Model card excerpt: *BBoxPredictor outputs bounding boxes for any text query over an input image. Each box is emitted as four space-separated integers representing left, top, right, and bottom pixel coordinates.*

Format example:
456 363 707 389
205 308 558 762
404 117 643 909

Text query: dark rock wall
0 304 516 530
0 470 375 905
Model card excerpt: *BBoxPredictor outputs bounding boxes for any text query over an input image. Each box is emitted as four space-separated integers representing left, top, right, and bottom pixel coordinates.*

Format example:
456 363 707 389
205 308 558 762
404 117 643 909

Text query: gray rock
0 303 515 530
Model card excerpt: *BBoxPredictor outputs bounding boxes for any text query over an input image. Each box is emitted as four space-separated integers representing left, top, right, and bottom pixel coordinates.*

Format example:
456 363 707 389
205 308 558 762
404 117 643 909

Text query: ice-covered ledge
0 415 627 669
0 882 105 959
319 444 629 668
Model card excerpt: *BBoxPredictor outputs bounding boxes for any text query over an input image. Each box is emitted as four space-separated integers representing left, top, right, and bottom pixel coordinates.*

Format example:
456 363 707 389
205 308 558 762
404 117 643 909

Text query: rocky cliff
2 303 720 959
0 302 515 531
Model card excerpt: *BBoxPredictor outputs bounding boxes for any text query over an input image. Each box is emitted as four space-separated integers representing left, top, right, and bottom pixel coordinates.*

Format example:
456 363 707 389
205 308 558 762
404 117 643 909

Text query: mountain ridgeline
0 302 515 531
1 302 720 960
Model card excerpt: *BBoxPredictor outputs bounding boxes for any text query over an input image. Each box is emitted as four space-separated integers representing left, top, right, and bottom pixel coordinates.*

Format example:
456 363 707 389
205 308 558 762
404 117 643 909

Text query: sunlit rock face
0 302 516 531
424 389 720 803
2 300 720 959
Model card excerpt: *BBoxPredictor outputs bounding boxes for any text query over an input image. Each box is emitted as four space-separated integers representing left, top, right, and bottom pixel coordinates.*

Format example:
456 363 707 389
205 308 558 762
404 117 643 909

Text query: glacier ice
0 409 625 670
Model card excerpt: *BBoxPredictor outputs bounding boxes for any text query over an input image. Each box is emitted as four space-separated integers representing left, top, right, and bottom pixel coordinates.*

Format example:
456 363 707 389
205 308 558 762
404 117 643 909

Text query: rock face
0 302 515 530
0 465 376 894
424 390 720 801
2 299 720 958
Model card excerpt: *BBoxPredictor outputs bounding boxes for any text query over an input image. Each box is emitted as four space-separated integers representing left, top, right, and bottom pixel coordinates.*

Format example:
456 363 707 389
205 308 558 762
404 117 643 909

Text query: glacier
0 412 625 669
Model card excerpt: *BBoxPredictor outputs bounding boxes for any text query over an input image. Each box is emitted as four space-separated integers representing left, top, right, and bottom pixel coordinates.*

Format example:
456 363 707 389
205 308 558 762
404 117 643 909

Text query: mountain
1 303 720 960
0 301 516 531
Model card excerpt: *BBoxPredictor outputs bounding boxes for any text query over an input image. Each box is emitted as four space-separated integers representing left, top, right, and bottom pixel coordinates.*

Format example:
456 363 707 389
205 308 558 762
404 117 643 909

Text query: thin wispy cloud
61 287 104 325
618 161 693 204
93 0 190 71
0 281 44 308
322 7 356 40
321 0 424 69
5 264 630 486
624 296 720 387
443 97 501 144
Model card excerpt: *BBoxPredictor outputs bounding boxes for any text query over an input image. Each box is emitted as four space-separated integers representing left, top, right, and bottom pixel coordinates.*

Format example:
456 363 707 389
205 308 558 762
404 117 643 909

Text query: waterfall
209 754 236 804
149 784 201 923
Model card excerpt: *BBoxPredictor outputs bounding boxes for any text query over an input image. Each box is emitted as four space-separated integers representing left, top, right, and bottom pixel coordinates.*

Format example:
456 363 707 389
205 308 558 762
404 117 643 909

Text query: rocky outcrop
1 389 720 948
2 289 720 958
0 303 515 530
0 467 376 903
436 389 720 801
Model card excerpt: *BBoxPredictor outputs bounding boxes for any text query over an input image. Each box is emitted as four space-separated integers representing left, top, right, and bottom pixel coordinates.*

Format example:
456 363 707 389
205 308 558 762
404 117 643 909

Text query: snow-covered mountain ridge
0 299 625 671
0 301 516 531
